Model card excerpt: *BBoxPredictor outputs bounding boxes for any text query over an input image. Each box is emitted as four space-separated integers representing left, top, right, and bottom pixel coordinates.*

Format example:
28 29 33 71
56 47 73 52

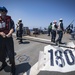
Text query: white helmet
53 20 57 23
59 18 63 21
18 19 22 22
18 19 22 21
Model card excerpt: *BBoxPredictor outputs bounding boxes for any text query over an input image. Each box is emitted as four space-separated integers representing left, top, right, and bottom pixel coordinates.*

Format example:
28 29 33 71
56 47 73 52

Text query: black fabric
10 19 15 32
0 36 7 62
5 37 15 64
54 24 58 29
0 36 15 65
18 23 23 43
60 22 64 31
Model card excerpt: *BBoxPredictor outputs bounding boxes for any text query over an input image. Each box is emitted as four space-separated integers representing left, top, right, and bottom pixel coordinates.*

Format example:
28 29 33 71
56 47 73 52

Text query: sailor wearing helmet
56 18 64 44
51 20 58 43
17 19 23 44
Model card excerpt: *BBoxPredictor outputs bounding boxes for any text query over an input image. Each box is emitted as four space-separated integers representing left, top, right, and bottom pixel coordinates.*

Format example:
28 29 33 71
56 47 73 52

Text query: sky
0 0 75 29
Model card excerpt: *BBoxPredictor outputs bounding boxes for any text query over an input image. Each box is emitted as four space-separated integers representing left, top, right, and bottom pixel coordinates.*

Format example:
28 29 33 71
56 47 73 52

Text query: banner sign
38 42 75 72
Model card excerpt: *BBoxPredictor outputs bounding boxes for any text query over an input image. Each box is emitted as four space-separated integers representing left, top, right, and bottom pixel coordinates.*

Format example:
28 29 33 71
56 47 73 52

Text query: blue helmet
0 6 8 13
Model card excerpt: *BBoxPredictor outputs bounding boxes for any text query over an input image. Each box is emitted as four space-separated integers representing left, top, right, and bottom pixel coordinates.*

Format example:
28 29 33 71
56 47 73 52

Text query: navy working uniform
18 19 23 44
51 20 57 42
0 6 15 75
56 18 64 44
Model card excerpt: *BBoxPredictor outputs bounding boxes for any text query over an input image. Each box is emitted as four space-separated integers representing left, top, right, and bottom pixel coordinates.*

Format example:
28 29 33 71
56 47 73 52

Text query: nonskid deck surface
0 33 75 75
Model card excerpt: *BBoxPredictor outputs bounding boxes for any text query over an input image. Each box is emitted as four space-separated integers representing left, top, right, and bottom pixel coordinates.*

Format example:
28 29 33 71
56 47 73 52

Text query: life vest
52 24 57 30
57 22 63 31
0 15 11 34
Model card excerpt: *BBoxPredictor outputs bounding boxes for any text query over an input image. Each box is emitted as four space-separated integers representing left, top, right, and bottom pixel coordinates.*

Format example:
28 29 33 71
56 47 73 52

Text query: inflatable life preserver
0 15 11 34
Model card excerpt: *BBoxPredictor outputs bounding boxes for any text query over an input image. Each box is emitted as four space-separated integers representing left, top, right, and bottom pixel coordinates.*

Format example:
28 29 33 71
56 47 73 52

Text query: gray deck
0 33 75 75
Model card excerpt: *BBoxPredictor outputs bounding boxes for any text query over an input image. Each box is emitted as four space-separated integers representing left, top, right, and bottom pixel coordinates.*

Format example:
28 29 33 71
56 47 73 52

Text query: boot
10 65 16 75
0 62 7 71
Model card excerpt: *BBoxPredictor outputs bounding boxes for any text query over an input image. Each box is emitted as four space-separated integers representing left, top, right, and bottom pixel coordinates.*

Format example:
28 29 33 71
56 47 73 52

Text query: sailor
48 22 52 36
16 21 19 39
56 18 64 44
0 6 15 75
51 20 58 42
18 19 23 44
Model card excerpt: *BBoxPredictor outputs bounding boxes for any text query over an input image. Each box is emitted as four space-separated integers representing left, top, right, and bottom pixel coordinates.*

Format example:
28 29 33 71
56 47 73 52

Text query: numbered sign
39 45 75 72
